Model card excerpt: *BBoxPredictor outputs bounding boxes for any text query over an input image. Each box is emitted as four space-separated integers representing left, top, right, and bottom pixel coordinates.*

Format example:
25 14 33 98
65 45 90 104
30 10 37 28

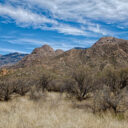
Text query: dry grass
0 92 127 128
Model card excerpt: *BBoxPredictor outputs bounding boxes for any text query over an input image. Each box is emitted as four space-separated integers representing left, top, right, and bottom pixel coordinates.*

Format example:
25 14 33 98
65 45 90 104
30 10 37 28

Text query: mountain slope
0 52 28 68
45 37 128 72
14 37 128 72
85 37 128 69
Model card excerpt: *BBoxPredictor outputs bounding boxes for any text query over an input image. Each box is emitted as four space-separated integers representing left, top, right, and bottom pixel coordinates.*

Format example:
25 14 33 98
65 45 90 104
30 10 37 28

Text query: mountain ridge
0 52 28 68
1 37 128 72
12 37 128 72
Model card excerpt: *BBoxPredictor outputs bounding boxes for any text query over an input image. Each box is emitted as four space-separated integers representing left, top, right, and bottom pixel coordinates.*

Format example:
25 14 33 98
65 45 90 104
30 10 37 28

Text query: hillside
13 37 128 73
83 37 128 69
42 37 128 72
0 52 28 68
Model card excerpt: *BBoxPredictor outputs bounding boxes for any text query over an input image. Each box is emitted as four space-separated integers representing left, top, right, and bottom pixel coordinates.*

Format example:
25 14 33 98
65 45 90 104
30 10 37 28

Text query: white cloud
8 38 46 45
42 23 88 36
24 0 128 24
0 3 57 26
1 0 127 36
3 36 96 51
85 24 112 36
0 3 90 36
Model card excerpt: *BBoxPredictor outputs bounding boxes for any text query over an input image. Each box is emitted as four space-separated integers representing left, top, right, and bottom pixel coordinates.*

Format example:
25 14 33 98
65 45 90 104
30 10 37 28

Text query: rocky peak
41 45 54 52
93 37 128 46
55 49 64 55
14 44 64 68
88 37 128 59
32 44 55 56
32 44 64 56
94 37 116 45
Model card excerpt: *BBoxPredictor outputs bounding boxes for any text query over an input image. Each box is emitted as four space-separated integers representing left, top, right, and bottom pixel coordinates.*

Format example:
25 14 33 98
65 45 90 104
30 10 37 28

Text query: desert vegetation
0 65 128 111
0 63 128 128
0 93 128 128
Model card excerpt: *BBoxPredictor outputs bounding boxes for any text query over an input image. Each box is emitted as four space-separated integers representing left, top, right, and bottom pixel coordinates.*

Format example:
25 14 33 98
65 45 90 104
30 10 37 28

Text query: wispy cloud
0 3 57 26
2 35 96 51
0 3 88 36
0 48 27 53
0 1 118 36
7 38 46 45
42 23 88 36
20 0 128 25
85 24 114 36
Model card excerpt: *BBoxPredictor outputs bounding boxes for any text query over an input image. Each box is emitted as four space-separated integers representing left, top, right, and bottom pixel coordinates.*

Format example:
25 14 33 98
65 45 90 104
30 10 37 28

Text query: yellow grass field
0 92 127 128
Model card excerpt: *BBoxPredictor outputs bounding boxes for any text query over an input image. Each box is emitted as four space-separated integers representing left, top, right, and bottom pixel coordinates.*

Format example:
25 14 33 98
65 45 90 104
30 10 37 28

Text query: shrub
39 72 53 92
93 85 122 113
70 66 93 100
100 67 128 95
29 85 47 101
0 80 15 101
93 67 128 113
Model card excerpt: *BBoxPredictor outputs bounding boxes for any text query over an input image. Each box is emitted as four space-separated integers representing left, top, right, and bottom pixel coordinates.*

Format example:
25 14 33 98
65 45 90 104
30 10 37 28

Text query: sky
0 0 128 54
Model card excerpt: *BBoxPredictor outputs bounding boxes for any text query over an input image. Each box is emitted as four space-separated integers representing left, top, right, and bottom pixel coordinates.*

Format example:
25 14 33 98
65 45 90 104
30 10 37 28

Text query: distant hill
0 52 28 68
74 47 87 50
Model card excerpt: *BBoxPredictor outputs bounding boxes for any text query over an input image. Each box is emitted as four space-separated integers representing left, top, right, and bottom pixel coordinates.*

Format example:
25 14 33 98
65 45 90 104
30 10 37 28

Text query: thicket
0 65 128 114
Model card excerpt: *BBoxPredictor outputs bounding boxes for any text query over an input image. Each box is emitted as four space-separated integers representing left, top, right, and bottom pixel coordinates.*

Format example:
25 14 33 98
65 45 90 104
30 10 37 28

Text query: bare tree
71 66 93 100
40 72 53 92
0 80 14 101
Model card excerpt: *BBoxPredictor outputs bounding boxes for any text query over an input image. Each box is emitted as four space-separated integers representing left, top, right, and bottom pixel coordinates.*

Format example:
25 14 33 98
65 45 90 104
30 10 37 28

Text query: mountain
0 52 28 68
39 37 128 71
74 47 87 50
13 37 128 73
55 49 64 55
31 44 55 56
75 37 128 69
14 45 64 68
87 37 128 69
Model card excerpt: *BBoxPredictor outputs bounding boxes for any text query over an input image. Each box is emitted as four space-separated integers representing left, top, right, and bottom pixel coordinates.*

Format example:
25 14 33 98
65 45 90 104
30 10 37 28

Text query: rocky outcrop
15 45 64 68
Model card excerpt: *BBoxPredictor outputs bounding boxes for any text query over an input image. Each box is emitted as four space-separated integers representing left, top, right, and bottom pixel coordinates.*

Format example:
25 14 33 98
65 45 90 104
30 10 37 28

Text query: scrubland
0 92 128 128
0 65 128 128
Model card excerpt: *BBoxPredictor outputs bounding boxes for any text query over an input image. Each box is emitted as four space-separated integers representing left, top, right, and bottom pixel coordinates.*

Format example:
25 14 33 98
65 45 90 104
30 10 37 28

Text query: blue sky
0 0 128 54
